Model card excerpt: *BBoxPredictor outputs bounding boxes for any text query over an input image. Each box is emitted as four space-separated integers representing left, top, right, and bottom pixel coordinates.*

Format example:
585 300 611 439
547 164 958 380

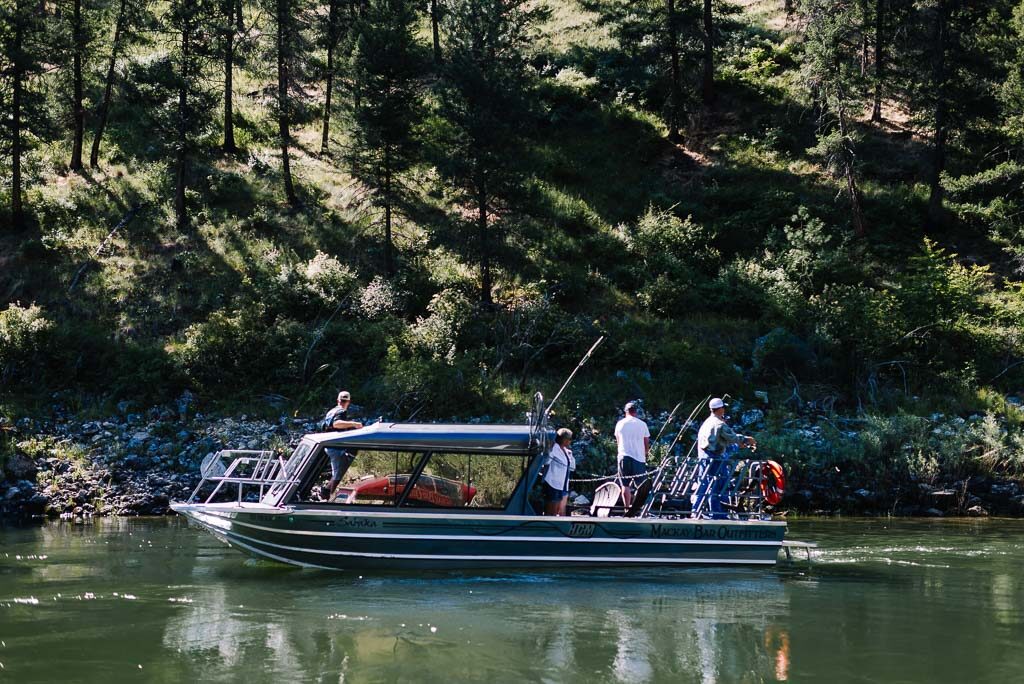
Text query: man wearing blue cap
693 398 756 517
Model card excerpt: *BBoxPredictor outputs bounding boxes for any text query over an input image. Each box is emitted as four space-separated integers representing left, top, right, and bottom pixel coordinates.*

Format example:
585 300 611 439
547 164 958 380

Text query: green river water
1 517 1023 683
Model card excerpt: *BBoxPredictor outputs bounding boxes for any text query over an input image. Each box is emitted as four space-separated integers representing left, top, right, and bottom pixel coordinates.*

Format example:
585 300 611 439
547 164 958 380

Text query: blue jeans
327 449 354 480
691 456 727 519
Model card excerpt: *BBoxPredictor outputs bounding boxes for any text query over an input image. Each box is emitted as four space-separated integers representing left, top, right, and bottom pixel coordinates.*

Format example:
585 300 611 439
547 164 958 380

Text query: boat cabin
253 422 554 515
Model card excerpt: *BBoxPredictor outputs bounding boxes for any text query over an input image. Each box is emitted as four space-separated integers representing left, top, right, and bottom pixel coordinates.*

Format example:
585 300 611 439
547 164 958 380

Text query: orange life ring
761 461 785 505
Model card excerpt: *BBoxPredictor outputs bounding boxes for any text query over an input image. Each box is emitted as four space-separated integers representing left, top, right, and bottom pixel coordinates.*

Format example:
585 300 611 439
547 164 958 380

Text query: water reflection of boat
172 400 791 571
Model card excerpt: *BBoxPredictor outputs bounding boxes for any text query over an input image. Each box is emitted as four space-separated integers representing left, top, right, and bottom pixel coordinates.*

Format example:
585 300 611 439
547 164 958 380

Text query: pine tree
90 0 151 168
906 1 998 228
1001 2 1024 145
265 0 307 206
219 0 239 152
701 0 713 106
429 0 441 64
437 0 543 305
0 0 49 230
597 0 702 142
346 0 423 276
800 0 867 237
163 0 217 231
67 0 89 171
316 0 353 155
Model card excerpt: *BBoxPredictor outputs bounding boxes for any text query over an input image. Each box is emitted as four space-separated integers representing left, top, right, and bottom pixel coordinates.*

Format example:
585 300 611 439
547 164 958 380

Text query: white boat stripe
218 515 783 547
223 537 342 570
179 503 787 527
218 527 777 565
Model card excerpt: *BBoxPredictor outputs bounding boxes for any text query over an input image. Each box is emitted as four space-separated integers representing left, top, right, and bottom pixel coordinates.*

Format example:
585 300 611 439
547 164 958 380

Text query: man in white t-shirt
614 401 650 508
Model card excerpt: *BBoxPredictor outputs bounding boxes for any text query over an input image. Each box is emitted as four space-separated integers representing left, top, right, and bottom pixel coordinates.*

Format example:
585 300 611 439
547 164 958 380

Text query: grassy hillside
2 0 1023 444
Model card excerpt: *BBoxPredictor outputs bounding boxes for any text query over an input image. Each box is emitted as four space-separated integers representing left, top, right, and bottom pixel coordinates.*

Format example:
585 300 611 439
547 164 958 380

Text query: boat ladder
185 449 304 505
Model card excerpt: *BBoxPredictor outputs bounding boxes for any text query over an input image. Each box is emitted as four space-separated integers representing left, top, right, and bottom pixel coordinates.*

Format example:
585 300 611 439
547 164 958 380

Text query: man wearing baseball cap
614 400 650 508
694 397 756 517
322 391 363 500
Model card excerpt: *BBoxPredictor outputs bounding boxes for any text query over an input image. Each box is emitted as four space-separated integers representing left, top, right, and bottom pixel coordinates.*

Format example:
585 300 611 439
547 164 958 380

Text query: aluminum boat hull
171 502 787 570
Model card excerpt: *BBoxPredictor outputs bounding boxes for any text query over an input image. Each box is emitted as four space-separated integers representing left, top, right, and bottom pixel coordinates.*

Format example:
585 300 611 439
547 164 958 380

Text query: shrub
173 306 308 393
303 251 358 308
408 289 476 362
357 276 405 320
618 206 719 316
751 327 817 379
0 303 56 387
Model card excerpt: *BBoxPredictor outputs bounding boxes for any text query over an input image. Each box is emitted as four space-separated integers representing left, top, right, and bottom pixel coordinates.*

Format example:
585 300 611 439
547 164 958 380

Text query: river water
1 517 1023 683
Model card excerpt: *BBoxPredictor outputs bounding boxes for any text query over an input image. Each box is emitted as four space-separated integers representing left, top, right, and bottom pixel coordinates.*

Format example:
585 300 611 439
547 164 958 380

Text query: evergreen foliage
1 0 1024 438
346 0 424 276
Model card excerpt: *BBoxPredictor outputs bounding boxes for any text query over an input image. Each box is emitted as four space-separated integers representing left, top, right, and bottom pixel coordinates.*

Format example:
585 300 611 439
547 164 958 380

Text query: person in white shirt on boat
542 428 576 516
614 401 650 508
693 397 756 517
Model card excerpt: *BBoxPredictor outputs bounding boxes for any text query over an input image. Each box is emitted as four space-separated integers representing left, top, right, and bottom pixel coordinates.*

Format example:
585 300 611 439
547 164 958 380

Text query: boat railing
185 449 301 505
644 453 777 520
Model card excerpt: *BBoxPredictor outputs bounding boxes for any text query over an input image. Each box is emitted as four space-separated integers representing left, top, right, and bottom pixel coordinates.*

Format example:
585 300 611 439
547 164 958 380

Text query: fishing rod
543 335 605 420
652 401 683 444
664 394 712 459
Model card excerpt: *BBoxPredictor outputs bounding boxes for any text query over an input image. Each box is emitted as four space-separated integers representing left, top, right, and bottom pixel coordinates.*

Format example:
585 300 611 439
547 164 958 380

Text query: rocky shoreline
0 402 320 519
3 399 1024 520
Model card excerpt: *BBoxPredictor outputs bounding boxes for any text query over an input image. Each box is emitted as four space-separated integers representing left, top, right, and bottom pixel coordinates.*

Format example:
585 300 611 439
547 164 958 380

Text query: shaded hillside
1 0 1023 452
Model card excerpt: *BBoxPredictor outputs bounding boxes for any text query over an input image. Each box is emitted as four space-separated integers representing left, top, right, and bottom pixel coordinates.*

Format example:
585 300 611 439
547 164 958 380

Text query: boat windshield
296 449 528 510
260 441 314 505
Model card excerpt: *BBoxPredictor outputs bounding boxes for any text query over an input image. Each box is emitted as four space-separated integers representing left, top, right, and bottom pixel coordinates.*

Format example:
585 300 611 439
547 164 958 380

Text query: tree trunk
859 0 870 77
90 0 127 168
666 0 682 142
349 0 361 111
477 176 492 306
175 25 190 232
927 1 948 229
223 0 237 152
870 0 885 122
11 14 25 228
320 0 338 155
838 105 867 238
431 0 441 64
384 153 394 276
701 0 713 106
70 0 85 171
277 0 297 205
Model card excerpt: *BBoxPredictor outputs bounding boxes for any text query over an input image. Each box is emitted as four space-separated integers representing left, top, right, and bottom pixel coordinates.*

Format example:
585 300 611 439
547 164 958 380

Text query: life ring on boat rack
761 461 785 505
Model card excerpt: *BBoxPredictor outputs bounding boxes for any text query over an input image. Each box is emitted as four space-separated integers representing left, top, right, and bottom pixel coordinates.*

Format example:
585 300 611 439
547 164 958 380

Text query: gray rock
740 409 764 427
3 452 37 480
990 482 1019 497
967 505 989 517
923 507 945 517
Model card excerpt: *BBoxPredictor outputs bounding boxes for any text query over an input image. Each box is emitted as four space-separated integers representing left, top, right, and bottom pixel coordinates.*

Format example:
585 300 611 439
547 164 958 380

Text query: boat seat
625 478 653 518
590 482 621 518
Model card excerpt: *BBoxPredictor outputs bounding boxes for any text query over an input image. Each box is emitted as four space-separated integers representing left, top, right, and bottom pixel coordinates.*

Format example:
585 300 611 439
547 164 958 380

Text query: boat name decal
567 522 596 538
336 518 379 529
650 524 777 541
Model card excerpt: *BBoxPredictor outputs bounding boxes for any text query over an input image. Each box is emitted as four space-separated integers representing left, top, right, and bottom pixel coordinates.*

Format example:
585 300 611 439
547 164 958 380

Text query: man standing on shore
614 401 650 508
322 391 363 500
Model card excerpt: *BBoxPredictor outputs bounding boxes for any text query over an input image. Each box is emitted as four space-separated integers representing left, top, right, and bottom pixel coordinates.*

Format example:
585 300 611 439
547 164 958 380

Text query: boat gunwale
171 501 788 527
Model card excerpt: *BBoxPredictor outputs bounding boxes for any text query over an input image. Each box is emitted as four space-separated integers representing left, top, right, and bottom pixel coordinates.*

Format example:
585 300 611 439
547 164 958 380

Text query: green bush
751 327 816 379
172 306 309 393
0 303 55 386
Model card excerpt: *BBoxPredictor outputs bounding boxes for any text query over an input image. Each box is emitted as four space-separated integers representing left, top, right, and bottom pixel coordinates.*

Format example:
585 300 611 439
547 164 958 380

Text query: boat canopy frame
184 419 556 514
